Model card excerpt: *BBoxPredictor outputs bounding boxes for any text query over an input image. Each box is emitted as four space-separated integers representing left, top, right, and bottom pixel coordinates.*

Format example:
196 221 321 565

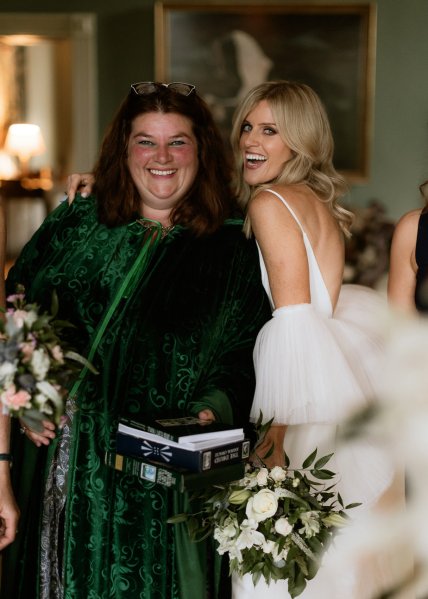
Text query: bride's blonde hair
230 80 353 237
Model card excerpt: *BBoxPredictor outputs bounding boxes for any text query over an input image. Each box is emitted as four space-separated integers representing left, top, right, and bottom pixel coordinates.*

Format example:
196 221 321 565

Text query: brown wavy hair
93 85 237 234
230 80 353 237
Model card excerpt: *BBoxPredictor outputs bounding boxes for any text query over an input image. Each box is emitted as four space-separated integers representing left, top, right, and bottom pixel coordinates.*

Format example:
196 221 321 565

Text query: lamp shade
4 123 46 161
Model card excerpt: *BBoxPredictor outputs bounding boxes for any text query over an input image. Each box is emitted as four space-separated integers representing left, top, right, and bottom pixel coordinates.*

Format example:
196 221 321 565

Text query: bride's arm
249 191 310 309
248 193 309 468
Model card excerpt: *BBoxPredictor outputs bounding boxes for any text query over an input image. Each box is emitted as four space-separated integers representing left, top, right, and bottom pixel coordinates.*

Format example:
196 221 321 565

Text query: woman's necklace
136 218 176 239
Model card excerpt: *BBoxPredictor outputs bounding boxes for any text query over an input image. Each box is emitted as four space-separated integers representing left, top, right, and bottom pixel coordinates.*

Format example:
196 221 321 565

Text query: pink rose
1 385 31 410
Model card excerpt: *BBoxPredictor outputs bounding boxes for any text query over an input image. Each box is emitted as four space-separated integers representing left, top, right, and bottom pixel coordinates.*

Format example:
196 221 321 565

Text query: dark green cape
1 195 270 598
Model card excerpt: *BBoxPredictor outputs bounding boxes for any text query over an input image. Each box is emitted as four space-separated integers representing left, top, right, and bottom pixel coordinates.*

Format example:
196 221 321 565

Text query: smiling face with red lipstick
239 99 293 187
127 112 198 224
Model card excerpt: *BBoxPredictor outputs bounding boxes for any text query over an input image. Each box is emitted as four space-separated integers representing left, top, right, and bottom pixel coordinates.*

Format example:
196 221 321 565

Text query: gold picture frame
155 2 376 182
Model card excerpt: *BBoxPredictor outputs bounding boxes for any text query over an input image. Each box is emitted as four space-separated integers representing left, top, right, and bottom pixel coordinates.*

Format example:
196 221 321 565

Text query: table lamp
4 123 46 177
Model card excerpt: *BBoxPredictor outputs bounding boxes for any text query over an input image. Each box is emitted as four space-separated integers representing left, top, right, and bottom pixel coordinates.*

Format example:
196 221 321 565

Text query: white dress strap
264 189 305 232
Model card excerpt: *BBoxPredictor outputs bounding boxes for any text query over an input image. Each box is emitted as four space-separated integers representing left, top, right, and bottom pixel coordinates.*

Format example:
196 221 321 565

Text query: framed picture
155 3 376 182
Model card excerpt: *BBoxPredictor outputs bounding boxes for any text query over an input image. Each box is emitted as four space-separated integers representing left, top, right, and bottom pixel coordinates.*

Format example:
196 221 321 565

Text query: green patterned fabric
1 195 270 599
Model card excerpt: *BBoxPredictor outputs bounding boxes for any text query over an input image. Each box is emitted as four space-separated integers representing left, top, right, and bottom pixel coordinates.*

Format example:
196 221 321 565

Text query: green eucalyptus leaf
310 469 335 480
50 289 59 318
167 513 188 524
64 350 99 374
301 449 317 468
345 502 362 509
314 453 334 469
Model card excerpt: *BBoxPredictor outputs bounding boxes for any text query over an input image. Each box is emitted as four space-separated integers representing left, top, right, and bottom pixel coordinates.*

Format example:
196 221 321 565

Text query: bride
229 80 406 598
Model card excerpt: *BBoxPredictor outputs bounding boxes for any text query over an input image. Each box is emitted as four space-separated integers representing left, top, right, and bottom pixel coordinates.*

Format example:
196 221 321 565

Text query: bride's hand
66 173 95 203
251 425 287 469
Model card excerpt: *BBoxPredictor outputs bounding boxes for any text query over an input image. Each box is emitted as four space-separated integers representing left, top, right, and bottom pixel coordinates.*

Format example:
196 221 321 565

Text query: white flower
299 511 321 538
240 472 259 488
11 308 38 329
262 539 276 554
323 513 348 528
256 468 269 486
274 546 289 565
36 381 63 409
0 361 17 386
236 519 265 550
219 516 238 538
274 517 293 537
292 478 300 487
30 348 51 381
34 392 53 414
228 543 243 563
246 489 278 522
261 539 287 562
214 533 234 556
270 466 287 482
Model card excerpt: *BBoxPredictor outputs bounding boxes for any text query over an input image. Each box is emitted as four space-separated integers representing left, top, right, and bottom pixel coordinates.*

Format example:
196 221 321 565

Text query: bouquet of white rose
169 419 359 598
0 285 97 431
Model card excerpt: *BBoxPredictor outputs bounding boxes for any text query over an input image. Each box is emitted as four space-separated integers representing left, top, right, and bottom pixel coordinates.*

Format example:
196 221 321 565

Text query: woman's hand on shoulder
66 173 95 204
388 208 421 311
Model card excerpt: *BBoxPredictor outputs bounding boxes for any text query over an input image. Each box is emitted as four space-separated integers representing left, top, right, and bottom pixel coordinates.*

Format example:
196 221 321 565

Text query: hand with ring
19 419 57 447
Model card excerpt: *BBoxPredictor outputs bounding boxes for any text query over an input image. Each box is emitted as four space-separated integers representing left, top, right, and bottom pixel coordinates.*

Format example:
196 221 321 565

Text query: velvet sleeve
187 229 271 427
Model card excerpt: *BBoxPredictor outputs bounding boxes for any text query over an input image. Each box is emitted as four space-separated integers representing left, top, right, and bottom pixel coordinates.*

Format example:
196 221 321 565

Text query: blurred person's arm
0 198 20 550
388 210 420 312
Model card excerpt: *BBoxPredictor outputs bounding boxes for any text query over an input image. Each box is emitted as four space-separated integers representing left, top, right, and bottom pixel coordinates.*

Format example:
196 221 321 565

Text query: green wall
1 0 428 219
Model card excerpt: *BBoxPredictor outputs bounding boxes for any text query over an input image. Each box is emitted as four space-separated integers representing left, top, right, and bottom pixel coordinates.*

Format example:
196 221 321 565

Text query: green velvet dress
1 195 271 599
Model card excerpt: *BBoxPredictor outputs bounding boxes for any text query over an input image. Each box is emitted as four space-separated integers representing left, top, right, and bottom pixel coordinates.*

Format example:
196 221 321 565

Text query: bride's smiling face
239 100 293 186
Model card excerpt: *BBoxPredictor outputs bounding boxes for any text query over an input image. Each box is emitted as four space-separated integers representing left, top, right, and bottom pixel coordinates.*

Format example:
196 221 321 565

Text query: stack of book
108 415 250 491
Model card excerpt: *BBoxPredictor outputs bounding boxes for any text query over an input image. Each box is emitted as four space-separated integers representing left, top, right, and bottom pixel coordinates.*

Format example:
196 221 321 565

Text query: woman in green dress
1 82 270 599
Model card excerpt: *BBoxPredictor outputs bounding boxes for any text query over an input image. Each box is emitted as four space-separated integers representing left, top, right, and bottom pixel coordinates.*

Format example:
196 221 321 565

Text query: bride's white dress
232 190 401 599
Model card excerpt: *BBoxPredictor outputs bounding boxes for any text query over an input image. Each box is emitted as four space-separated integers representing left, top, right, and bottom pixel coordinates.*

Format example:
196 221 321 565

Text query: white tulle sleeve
250 290 384 425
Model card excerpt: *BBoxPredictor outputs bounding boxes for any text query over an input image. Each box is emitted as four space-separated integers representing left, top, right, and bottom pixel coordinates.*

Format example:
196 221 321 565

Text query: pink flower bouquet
0 285 96 431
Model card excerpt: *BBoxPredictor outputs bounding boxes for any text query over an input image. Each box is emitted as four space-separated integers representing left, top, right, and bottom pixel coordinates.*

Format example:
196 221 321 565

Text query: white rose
274 517 293 537
270 466 287 482
246 489 278 522
256 468 269 486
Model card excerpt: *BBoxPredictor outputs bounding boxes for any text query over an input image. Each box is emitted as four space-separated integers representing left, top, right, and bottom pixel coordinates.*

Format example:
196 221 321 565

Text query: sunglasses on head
131 82 196 97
